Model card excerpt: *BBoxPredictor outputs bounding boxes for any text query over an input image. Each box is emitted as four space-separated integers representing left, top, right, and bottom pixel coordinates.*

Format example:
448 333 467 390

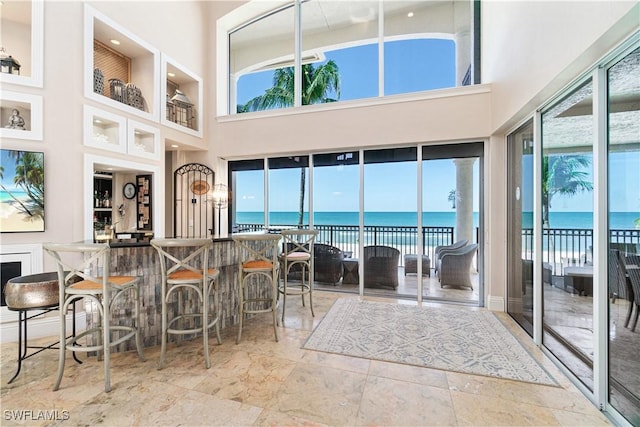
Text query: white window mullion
378 0 384 97
533 110 543 346
264 158 269 227
417 146 423 302
592 65 608 412
294 0 302 108
359 149 365 296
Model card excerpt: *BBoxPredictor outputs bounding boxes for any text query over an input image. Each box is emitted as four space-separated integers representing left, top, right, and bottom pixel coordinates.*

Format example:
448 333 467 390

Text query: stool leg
53 300 67 391
159 281 168 369
202 279 210 369
213 280 222 345
102 294 111 393
71 301 82 365
8 310 26 384
272 271 279 342
237 273 244 344
308 264 314 317
281 262 288 323
134 282 145 362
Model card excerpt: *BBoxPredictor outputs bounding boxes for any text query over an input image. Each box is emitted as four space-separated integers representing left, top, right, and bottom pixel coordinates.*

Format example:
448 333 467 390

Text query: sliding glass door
363 148 418 299
507 120 535 336
606 46 640 424
541 79 595 390
422 143 482 304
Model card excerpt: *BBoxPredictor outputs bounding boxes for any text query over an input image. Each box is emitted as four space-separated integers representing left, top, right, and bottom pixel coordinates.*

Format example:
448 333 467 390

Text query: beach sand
0 200 44 232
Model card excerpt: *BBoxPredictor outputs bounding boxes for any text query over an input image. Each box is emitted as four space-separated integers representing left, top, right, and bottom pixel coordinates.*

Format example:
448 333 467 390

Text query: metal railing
235 223 640 273
235 223 456 264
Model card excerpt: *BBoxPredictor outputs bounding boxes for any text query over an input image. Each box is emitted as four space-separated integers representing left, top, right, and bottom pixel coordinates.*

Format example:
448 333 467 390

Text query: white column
454 158 476 243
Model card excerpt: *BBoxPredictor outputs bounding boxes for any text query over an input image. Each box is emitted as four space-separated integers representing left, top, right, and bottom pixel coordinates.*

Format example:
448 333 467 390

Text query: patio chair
437 243 478 290
622 254 640 332
363 245 400 290
313 243 344 284
434 240 469 274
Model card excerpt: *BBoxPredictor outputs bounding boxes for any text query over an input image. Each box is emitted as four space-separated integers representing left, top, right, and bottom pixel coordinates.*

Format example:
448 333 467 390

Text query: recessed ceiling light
94 119 102 124
171 144 179 148
407 12 414 18
167 72 176 77
110 39 121 46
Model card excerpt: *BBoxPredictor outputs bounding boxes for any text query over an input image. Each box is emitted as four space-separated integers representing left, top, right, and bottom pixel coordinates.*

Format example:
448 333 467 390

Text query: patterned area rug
304 298 558 386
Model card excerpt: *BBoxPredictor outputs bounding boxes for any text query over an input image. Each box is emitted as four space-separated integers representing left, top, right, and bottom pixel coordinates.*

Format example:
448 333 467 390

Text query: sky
234 40 638 215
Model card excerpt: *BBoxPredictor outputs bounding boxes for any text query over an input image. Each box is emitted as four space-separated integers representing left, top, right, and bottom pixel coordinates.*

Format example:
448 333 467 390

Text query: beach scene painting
0 149 44 232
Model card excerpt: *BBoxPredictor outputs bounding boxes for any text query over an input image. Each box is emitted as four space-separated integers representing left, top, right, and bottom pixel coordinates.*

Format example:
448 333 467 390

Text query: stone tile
147 389 263 426
368 359 449 389
356 375 456 426
272 362 367 426
253 408 330 427
300 350 371 375
451 390 561 426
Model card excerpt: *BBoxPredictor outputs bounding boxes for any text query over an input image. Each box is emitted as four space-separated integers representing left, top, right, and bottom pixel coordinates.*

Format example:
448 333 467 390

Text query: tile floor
1 291 613 426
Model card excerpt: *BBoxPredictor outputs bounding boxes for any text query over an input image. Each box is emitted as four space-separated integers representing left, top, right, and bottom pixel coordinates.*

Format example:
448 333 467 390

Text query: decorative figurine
5 108 25 130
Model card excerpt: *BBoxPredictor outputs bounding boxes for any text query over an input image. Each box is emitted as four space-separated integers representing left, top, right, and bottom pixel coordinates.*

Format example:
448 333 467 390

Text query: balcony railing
235 223 640 273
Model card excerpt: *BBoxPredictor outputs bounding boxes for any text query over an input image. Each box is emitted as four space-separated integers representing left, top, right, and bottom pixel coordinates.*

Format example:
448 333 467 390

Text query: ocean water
237 211 639 230
0 190 28 202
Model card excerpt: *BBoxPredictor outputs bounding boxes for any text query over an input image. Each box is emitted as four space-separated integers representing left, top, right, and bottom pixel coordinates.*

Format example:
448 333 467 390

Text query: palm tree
241 60 340 112
241 60 341 225
542 155 593 226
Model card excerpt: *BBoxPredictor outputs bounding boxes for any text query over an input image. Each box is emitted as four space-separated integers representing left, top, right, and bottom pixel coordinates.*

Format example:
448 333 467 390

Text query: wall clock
123 182 137 199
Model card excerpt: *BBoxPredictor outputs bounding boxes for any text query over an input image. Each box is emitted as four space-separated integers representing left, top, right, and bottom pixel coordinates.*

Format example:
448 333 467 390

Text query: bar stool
233 233 282 344
150 238 221 369
278 229 318 321
43 242 145 392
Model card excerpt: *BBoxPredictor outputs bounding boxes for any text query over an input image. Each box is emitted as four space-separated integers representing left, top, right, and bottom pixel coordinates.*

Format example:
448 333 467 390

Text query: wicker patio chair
437 243 478 290
313 244 344 284
622 254 640 332
363 245 400 290
434 240 468 274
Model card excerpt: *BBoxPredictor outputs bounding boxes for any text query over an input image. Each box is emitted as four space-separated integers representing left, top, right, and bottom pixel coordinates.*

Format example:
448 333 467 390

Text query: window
227 0 478 115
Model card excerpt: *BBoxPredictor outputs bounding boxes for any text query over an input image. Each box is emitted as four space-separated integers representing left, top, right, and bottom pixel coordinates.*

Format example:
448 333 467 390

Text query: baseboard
486 295 505 312
0 312 86 343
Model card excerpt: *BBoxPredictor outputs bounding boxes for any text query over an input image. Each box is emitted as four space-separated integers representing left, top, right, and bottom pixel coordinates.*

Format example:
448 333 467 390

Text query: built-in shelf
0 91 43 141
128 119 160 161
0 0 44 88
161 54 203 137
83 105 127 153
84 5 160 122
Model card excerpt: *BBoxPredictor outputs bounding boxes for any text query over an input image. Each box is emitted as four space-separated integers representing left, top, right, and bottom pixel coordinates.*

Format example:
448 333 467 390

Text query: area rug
304 298 558 386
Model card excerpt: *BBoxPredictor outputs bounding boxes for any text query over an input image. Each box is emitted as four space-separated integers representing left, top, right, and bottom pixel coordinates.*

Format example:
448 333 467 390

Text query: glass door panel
607 46 640 424
507 120 534 335
541 79 594 390
313 151 360 291
422 143 482 305
229 159 265 232
268 156 310 228
363 148 417 298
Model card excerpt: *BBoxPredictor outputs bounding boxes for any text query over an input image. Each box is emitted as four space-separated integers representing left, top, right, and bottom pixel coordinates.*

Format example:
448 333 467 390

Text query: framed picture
0 149 45 232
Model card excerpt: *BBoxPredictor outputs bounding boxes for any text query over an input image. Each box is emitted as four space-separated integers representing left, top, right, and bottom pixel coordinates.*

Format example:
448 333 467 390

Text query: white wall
484 0 639 134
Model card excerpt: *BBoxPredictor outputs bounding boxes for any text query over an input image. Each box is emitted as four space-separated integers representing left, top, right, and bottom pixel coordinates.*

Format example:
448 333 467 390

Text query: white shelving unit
84 5 160 122
0 0 44 88
161 54 203 138
0 91 43 141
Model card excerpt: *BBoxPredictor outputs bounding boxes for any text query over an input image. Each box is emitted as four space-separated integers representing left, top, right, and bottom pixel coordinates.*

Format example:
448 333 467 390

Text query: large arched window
228 0 479 115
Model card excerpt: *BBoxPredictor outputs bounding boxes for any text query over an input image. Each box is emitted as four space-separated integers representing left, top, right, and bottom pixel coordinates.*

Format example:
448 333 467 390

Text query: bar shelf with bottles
93 172 113 241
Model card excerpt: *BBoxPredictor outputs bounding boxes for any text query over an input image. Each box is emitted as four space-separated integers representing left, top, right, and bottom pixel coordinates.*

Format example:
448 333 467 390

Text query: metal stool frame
278 229 318 321
233 233 282 344
150 238 221 369
43 243 145 392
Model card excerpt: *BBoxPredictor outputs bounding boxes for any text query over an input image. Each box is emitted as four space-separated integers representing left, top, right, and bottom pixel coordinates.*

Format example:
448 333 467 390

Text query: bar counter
86 238 240 352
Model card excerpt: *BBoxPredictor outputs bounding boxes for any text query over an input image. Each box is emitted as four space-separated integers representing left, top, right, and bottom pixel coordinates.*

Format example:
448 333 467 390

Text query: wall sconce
0 47 21 75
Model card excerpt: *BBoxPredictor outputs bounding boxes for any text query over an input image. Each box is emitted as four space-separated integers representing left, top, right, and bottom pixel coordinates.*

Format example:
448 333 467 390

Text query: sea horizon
237 211 639 230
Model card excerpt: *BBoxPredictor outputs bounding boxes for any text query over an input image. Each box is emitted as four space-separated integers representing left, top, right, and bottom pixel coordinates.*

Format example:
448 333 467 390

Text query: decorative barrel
5 272 60 310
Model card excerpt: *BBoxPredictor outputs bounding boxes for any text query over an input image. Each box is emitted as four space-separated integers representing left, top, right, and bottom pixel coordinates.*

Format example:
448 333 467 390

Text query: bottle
104 191 110 208
94 190 100 208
